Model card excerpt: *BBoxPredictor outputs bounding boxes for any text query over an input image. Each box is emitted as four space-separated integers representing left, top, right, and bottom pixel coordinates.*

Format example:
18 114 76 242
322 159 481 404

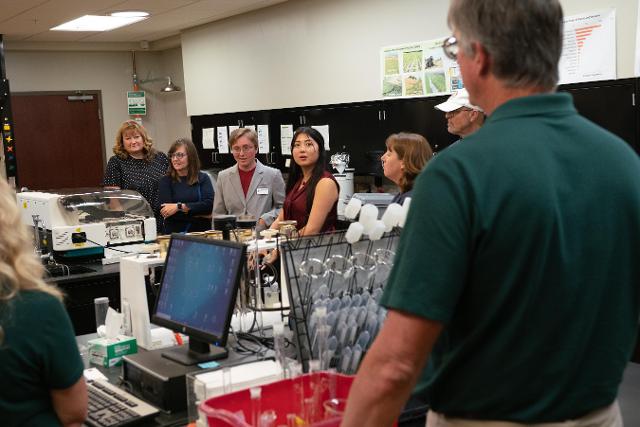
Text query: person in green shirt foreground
0 177 87 426
343 0 640 426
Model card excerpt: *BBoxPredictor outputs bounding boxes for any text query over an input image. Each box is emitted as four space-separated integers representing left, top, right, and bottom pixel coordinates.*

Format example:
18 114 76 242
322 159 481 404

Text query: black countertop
44 261 120 284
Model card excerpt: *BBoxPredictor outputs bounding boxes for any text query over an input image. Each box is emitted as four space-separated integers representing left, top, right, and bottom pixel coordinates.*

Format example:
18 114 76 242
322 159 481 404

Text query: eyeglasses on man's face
443 35 459 61
446 107 473 117
170 152 187 159
231 145 255 154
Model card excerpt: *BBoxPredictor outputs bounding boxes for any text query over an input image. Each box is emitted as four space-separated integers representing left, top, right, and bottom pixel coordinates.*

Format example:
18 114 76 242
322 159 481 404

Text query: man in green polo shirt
343 0 640 426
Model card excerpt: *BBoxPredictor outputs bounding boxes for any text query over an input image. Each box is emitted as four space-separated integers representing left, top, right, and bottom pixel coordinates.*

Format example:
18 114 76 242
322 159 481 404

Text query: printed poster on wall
280 125 293 155
216 127 229 154
257 125 270 153
559 9 616 84
381 38 461 99
202 128 215 149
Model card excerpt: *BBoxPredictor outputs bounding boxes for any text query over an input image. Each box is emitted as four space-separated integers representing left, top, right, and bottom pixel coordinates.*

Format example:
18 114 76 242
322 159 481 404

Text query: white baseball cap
434 88 483 112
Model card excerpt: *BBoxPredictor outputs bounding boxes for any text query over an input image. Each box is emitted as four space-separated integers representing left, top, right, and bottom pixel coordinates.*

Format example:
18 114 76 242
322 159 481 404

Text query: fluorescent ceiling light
111 11 149 18
51 15 147 32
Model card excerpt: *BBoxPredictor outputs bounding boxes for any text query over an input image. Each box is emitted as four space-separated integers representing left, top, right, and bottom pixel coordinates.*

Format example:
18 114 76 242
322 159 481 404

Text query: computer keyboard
86 380 160 427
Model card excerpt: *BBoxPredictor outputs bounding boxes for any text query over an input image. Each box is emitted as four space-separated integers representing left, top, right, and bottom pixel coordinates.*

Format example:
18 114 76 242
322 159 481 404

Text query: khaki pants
426 401 622 427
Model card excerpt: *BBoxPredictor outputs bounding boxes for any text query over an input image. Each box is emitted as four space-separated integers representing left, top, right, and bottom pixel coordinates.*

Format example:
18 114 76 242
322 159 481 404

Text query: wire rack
280 229 400 372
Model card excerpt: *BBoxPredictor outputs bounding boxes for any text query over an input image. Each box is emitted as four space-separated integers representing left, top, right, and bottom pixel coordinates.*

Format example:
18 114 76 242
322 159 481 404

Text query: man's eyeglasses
231 145 255 154
169 152 187 159
447 108 473 117
443 36 459 61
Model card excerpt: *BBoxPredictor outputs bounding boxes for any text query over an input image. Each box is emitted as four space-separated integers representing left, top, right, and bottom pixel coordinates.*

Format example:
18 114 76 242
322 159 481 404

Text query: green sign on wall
127 91 146 115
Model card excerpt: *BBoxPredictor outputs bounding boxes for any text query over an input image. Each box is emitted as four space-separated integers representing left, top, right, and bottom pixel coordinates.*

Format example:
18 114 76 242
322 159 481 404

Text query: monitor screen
152 234 246 365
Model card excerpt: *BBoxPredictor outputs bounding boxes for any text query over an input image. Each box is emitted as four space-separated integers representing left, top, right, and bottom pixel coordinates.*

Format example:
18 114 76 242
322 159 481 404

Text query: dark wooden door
11 93 104 190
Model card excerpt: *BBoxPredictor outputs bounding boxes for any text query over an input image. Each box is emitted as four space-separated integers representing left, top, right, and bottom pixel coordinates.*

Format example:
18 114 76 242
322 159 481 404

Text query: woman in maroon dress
271 127 339 235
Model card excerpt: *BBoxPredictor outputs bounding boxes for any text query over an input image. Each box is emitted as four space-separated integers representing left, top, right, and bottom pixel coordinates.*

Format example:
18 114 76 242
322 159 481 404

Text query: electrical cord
85 238 136 254
43 261 71 278
236 332 275 351
230 325 271 356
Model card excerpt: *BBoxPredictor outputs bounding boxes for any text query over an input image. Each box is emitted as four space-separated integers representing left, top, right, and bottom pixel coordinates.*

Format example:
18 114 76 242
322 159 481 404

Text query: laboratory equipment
17 189 156 259
281 230 399 372
93 297 109 330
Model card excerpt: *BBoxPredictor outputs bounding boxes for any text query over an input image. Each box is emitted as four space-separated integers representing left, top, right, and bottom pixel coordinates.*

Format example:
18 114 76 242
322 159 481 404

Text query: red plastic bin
199 372 366 427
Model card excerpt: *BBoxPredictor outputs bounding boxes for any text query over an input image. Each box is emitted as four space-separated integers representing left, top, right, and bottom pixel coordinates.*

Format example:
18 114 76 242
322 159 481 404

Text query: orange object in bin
199 372 397 427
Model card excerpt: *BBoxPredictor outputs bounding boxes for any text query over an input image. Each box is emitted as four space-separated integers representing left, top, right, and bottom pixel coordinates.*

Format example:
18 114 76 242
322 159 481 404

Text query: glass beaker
94 297 109 330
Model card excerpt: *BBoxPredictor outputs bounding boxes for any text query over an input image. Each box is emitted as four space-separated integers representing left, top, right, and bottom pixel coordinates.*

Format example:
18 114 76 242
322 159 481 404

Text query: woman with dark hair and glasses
158 138 214 234
103 120 169 229
270 127 339 235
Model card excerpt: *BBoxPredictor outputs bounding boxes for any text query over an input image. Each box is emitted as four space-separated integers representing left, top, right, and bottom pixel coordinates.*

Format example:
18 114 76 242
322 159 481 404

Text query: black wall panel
191 78 639 177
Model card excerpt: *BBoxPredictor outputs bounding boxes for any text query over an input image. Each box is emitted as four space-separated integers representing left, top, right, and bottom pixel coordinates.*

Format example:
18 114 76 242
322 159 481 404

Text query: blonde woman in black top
103 120 169 227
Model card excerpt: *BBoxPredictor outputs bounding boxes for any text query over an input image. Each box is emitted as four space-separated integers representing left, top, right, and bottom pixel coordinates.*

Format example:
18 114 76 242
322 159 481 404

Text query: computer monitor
151 234 246 365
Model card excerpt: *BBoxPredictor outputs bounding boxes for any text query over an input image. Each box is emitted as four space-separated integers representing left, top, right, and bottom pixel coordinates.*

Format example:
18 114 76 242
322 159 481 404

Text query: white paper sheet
280 124 293 155
312 125 331 151
244 125 256 132
559 9 616 84
217 127 229 154
202 127 215 149
228 125 240 136
257 124 270 153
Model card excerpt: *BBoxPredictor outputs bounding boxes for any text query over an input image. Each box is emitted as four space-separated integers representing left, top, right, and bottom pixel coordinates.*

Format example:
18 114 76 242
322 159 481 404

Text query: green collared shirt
382 93 640 422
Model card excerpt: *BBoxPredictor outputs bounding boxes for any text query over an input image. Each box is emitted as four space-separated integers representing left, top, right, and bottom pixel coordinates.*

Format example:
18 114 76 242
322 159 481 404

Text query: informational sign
559 9 616 84
257 125 270 153
216 127 229 153
280 125 293 155
228 125 240 136
381 38 460 99
312 125 331 150
127 91 146 115
202 128 215 149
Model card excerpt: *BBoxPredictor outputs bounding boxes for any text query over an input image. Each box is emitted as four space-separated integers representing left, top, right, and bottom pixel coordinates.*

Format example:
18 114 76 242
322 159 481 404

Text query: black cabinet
191 112 239 170
191 109 278 171
191 78 639 179
559 78 639 153
381 96 458 153
298 103 384 175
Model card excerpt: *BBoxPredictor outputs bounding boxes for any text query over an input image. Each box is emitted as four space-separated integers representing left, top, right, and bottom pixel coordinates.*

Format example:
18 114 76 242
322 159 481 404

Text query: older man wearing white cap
435 88 484 140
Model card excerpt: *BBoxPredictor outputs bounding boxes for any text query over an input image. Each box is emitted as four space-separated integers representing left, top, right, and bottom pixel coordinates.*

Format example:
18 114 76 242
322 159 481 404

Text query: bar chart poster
380 38 460 99
559 9 616 85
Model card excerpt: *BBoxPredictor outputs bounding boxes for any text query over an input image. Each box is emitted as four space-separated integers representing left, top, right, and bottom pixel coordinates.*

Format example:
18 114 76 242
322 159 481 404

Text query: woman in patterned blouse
103 120 169 229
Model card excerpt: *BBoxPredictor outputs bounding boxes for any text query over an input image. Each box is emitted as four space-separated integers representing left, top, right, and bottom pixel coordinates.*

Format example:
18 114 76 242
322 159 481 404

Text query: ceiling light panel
110 11 149 18
51 15 147 32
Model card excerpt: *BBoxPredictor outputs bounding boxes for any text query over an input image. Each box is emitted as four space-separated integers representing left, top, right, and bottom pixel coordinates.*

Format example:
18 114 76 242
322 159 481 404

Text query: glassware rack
280 229 400 373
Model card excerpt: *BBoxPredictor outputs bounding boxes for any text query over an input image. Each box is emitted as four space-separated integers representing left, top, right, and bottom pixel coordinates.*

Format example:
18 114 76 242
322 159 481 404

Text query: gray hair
448 0 564 90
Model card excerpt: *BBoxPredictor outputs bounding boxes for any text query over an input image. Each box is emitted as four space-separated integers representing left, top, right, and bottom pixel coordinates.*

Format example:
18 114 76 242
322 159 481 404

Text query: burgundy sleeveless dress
283 170 338 233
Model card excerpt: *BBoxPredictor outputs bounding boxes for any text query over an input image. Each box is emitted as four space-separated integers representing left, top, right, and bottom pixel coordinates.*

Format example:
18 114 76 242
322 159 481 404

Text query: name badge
257 187 269 195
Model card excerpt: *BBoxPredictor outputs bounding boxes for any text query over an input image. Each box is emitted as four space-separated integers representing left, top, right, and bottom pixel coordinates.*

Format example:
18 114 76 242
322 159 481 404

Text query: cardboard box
89 335 138 368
